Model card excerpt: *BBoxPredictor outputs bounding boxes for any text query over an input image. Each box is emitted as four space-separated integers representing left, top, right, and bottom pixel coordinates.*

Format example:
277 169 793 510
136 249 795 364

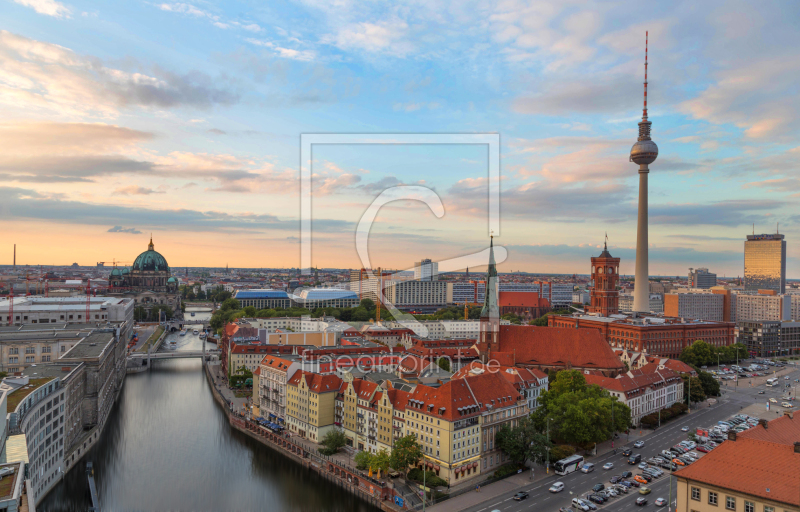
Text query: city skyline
2 1 799 277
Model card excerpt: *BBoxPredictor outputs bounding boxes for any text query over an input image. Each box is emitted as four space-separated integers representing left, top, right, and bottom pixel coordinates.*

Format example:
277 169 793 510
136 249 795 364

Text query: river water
40 309 380 512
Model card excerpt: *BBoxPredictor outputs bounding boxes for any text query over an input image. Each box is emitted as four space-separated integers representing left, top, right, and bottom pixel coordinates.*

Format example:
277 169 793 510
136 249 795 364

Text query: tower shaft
633 166 649 312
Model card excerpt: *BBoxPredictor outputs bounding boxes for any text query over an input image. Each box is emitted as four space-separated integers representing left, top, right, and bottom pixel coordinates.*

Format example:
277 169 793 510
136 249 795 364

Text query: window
744 503 754 512
691 488 701 501
726 497 736 510
762 508 773 512
709 492 718 506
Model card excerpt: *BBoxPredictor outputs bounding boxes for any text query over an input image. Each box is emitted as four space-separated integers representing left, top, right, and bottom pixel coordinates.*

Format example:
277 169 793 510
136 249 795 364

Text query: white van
573 498 591 511
580 463 595 473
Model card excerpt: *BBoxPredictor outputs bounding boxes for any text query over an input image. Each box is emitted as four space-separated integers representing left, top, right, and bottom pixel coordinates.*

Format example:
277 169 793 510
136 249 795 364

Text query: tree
389 434 423 473
501 312 523 324
696 370 720 397
221 298 241 311
549 445 576 461
679 340 714 367
242 306 257 317
319 428 348 456
532 370 631 447
371 449 391 477
436 357 451 372
495 416 553 466
351 307 370 321
354 450 373 471
359 298 376 311
682 374 706 403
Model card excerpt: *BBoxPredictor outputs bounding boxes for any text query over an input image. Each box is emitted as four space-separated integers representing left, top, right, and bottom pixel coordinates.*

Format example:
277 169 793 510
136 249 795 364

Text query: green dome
167 277 177 283
110 267 122 277
121 268 130 275
132 248 169 272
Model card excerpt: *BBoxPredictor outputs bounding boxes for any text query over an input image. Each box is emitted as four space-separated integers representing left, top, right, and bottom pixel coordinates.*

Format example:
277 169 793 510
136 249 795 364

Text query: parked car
696 446 711 453
633 475 648 484
620 480 633 488
610 476 622 484
627 479 641 487
592 484 605 492
638 473 653 482
614 485 629 494
572 498 591 511
636 497 648 506
621 471 633 478
513 492 529 501
550 482 565 493
583 500 598 511
588 494 605 504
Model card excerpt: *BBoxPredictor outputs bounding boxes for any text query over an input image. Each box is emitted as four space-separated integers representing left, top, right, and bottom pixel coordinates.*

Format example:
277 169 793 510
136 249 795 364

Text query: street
445 363 799 512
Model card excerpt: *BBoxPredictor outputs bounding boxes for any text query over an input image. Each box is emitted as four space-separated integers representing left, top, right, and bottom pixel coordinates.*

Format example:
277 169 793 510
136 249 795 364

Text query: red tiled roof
288 371 341 394
406 372 525 421
259 355 295 371
498 292 550 308
386 388 409 411
493 325 623 370
674 436 800 506
253 367 261 376
452 362 547 391
584 363 680 398
738 414 800 446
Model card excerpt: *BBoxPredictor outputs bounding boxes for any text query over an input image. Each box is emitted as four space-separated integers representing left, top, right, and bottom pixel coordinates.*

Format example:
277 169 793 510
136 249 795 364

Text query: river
40 308 380 511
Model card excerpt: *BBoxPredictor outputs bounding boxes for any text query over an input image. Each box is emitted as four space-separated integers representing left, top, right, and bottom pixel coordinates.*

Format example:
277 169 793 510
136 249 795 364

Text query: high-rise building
735 291 791 322
664 290 725 322
631 33 658 313
688 267 717 289
587 240 620 317
744 234 786 294
414 259 439 281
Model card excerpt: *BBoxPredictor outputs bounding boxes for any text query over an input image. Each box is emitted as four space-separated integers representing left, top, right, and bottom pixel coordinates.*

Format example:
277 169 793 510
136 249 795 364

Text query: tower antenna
643 31 648 121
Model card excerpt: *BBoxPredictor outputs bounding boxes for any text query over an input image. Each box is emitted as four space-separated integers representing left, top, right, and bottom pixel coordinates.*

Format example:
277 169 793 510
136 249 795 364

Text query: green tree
696 370 720 397
351 307 370 321
371 449 391 477
679 340 714 367
221 298 241 311
389 434 423 473
359 298 376 311
354 450 373 471
495 416 553 465
436 357 451 372
682 374 707 403
501 312 523 324
242 306 257 317
319 428 348 456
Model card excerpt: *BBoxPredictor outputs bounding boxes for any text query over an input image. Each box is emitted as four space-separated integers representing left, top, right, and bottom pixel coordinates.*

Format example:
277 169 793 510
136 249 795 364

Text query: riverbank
203 362 406 512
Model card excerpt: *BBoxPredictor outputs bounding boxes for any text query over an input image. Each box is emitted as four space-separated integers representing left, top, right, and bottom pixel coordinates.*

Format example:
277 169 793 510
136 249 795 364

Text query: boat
191 312 196 317
180 329 187 336
169 339 177 349
192 329 199 335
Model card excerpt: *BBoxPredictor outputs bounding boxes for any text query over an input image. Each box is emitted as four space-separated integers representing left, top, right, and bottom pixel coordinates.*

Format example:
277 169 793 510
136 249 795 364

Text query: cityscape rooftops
61 332 116 359
232 289 290 299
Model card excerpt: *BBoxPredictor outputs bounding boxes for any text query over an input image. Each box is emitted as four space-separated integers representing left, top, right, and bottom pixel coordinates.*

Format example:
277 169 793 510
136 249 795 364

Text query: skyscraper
744 234 786 293
688 267 717 289
414 258 439 281
631 32 658 313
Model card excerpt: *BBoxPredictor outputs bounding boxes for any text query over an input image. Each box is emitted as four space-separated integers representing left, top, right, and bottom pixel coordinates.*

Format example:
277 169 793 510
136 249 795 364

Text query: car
550 482 565 493
634 440 645 448
786 376 790 380
626 479 641 487
770 398 778 403
592 483 605 492
513 492 529 501
758 391 765 395
640 487 652 495
633 475 648 484
696 445 711 453
782 402 793 408
604 488 618 498
681 426 689 431
628 454 642 464
644 468 661 478
610 476 622 484
681 441 697 450
636 497 648 506
603 462 614 470
638 473 653 482
614 485 629 494
622 448 633 457
620 480 633 488
572 498 591 511
581 463 595 473
621 471 633 478
639 462 651 469
583 501 598 511
654 497 667 507
588 494 605 504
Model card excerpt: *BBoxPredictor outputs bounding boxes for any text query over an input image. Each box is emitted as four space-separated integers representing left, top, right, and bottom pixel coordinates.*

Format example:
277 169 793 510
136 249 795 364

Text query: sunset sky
1 0 799 276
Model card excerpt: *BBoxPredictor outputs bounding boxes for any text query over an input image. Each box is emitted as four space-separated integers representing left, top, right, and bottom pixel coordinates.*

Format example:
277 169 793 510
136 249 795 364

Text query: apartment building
258 355 301 424
619 293 664 314
735 321 800 357
384 280 449 309
414 259 439 281
675 414 799 512
584 363 683 426
736 292 792 322
664 290 725 322
285 371 342 442
452 363 548 412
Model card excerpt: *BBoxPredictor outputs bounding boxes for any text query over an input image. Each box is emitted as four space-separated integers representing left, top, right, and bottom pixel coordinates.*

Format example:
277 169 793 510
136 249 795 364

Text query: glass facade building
744 234 786 294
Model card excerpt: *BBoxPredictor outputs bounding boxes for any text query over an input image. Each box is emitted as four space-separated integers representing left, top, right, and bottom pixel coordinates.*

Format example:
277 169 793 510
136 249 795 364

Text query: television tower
631 31 658 313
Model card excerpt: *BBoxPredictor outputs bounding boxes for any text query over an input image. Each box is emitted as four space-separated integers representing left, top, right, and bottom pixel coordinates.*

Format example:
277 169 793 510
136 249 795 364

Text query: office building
414 259 439 281
664 290 725 322
736 291 791 322
0 296 134 326
619 293 663 314
232 290 293 310
451 281 485 305
688 268 717 289
735 321 800 358
383 280 448 309
744 234 786 294
349 268 394 302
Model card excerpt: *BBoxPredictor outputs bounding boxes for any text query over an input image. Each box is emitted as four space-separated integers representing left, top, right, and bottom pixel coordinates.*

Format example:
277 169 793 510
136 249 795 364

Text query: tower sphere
630 138 658 165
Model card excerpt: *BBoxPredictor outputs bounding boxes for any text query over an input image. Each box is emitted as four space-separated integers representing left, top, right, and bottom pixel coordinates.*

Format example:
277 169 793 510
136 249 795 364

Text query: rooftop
0 463 21 500
5 378 53 411
62 332 116 359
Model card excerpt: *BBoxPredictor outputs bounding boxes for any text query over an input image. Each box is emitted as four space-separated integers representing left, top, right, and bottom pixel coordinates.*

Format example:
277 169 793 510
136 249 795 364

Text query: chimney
758 418 768 429
727 430 737 441
795 442 800 454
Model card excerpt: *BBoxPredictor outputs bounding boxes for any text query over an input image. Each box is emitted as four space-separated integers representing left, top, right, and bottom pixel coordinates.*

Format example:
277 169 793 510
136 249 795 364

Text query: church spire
148 234 154 251
480 234 499 319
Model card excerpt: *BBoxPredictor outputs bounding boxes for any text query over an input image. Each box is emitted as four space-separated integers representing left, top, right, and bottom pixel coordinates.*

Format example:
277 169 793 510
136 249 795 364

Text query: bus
766 378 779 387
554 454 585 476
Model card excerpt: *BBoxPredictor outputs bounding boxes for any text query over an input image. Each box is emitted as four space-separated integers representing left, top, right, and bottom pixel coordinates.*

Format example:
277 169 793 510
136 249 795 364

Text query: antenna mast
643 31 648 121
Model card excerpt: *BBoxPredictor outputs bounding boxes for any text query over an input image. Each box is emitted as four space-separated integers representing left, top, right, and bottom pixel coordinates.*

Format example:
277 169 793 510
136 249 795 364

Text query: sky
1 0 799 277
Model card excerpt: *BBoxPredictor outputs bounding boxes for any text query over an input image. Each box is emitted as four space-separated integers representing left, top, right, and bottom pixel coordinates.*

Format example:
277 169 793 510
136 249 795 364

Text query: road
456 363 800 512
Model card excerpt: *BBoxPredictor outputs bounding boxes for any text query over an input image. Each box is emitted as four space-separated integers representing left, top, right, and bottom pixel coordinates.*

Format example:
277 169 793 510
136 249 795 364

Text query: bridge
128 350 219 361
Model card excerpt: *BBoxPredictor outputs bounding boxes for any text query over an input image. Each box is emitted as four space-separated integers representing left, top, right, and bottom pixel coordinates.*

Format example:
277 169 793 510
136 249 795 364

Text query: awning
434 465 440 471
471 462 478 468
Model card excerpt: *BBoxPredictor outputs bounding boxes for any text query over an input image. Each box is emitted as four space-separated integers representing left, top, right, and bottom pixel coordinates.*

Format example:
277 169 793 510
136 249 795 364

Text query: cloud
0 31 239 116
0 186 353 233
158 3 262 32
207 128 226 135
650 199 783 227
108 226 142 234
245 38 316 61
12 0 70 18
113 186 164 195
324 19 414 57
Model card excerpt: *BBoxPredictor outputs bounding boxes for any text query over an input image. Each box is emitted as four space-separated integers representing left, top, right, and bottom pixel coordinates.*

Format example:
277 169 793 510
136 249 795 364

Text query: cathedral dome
110 267 122 277
132 237 169 272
